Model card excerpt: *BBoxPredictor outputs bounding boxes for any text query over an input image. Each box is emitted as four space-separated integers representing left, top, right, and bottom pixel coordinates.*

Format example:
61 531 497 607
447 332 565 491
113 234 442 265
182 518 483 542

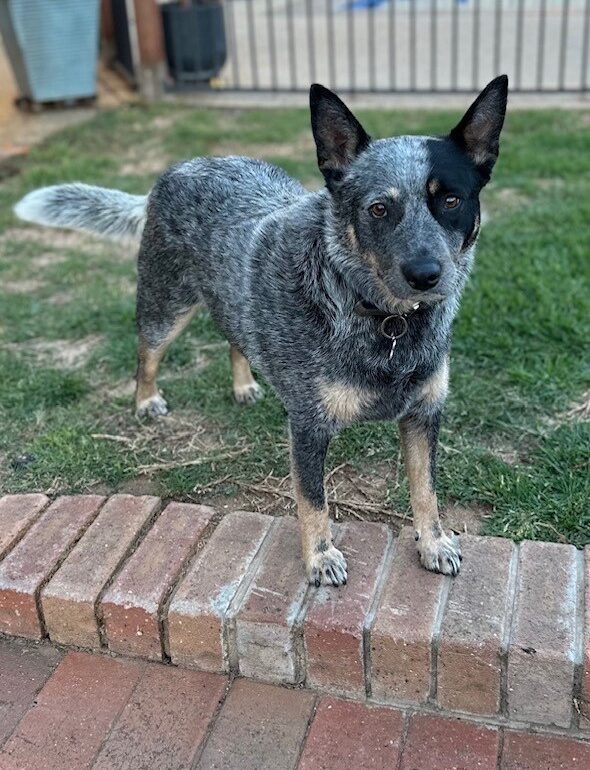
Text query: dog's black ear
449 75 508 182
310 84 370 191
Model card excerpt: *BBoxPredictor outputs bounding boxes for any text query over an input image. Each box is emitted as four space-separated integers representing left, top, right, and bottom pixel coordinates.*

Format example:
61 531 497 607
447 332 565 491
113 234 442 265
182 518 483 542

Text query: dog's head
310 77 508 311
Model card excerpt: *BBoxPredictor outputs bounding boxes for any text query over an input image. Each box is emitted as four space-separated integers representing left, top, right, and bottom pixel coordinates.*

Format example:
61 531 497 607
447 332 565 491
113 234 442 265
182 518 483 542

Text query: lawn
0 103 588 546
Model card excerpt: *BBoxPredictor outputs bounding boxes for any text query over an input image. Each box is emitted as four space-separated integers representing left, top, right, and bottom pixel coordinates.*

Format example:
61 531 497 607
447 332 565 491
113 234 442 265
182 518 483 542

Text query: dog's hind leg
290 423 347 587
135 307 197 418
399 408 462 576
230 346 263 405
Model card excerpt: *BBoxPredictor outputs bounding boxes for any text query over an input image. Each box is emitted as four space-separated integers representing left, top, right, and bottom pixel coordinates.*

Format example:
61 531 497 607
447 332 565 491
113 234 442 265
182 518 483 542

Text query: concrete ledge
0 493 587 735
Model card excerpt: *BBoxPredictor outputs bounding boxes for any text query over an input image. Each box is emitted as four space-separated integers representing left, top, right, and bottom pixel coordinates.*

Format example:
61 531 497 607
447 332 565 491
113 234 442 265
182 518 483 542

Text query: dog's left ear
310 84 370 191
450 75 508 182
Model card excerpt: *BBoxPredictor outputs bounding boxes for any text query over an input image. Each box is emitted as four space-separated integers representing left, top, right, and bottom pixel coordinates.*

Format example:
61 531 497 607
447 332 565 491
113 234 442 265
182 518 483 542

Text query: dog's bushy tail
14 183 147 242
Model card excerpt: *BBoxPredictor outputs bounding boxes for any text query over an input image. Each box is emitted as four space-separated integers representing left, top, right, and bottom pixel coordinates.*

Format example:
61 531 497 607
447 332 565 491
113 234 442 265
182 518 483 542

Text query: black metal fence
216 0 590 93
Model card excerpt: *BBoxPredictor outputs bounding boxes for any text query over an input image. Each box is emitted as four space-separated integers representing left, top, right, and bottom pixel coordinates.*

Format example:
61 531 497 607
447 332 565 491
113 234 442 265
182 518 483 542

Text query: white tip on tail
13 183 148 243
13 188 54 225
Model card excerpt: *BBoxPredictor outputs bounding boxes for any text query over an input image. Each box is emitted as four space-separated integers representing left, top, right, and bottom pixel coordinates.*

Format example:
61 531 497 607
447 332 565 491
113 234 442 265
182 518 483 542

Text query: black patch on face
426 138 485 251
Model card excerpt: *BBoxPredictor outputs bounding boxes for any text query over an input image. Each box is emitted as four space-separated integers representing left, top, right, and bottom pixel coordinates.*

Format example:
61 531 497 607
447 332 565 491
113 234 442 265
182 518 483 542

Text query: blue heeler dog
15 76 508 587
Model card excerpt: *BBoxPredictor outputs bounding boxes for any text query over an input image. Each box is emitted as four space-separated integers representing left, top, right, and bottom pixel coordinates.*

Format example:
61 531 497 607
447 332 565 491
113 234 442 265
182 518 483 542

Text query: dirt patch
107 378 137 400
151 115 177 131
116 477 162 497
2 227 106 254
211 131 315 161
561 390 590 422
47 291 74 306
120 156 169 177
119 137 171 178
7 334 103 369
195 459 412 527
536 177 565 191
485 187 532 217
1 227 138 261
442 503 489 535
3 278 46 293
30 252 67 268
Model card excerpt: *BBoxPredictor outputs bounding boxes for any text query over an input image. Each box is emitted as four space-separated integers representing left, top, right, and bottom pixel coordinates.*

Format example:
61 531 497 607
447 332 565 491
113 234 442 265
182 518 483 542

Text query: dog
15 76 508 587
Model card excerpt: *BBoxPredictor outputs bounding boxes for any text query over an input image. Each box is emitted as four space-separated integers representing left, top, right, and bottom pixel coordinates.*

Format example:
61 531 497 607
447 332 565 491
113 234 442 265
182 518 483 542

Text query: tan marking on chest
319 381 375 422
421 356 450 404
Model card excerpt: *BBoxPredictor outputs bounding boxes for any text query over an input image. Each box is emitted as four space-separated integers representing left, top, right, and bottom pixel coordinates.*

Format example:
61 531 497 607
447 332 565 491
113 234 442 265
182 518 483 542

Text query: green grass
0 103 588 546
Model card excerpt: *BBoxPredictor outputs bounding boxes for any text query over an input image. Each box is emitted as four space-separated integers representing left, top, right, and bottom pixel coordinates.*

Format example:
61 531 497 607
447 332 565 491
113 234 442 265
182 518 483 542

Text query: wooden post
129 0 168 99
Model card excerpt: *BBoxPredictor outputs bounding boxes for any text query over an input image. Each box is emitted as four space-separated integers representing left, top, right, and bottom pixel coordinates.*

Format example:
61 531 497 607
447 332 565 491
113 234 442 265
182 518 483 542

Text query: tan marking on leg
420 356 450 405
290 442 347 586
230 346 262 404
135 306 196 415
319 381 375 423
399 419 461 575
399 423 439 528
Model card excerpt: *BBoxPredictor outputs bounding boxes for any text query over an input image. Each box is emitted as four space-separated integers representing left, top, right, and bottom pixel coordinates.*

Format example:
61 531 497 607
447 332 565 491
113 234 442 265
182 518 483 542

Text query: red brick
400 714 500 770
507 540 579 727
438 535 515 715
41 494 160 649
101 502 214 660
168 510 272 672
304 522 390 697
92 665 227 770
0 638 62 746
0 496 104 639
502 731 590 770
580 545 590 727
0 495 48 559
195 679 315 770
234 516 309 684
0 651 143 770
298 697 404 770
369 527 447 704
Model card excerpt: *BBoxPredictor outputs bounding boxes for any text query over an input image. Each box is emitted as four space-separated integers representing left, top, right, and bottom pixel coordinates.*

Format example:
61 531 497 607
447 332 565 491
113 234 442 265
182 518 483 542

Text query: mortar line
189 675 233 770
429 571 452 704
0 496 51 561
572 547 586 729
88 658 146 769
157 511 220 662
394 710 411 770
500 540 521 717
294 520 347 687
34 497 106 639
363 526 397 700
224 516 280 675
94 498 163 650
292 692 320 767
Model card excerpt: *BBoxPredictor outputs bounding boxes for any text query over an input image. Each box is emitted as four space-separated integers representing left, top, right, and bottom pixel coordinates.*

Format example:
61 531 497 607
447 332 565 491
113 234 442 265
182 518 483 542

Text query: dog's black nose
401 261 442 291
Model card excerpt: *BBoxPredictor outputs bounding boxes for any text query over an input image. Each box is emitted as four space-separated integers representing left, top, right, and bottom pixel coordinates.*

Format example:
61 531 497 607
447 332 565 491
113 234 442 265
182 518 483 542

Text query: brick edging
0 493 588 737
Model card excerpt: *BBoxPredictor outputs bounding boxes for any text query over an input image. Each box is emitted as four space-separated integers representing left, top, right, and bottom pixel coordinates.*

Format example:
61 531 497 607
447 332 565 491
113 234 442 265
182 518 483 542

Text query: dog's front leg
399 410 462 576
289 423 347 587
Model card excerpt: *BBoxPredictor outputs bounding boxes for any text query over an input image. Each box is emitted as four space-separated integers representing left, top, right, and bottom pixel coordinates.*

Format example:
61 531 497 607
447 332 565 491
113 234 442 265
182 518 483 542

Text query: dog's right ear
310 84 370 191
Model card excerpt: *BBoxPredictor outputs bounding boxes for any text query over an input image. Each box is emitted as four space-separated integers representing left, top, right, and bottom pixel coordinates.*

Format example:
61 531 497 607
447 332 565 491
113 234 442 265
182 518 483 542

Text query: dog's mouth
375 290 446 316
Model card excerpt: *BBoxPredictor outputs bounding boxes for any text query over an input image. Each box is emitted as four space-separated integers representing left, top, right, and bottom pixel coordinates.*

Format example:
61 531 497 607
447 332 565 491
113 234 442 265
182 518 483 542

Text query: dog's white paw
307 545 348 587
417 530 462 577
136 393 169 418
233 381 263 405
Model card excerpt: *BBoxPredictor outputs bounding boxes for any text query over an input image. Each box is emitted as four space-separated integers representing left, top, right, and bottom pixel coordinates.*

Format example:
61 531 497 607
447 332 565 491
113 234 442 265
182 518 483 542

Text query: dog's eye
443 195 461 210
369 202 387 218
